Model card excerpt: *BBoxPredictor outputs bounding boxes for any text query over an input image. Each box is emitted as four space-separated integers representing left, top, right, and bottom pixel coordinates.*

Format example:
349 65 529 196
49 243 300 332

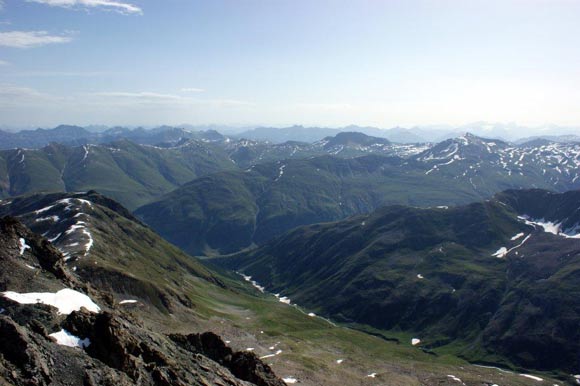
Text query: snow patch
411 338 421 346
278 296 290 304
65 221 94 256
520 216 580 238
282 377 297 384
19 238 31 255
48 233 62 243
2 288 100 315
519 374 543 382
492 234 531 258
275 164 286 181
492 247 508 258
447 375 465 384
81 145 89 162
119 300 138 305
240 273 265 292
49 329 90 348
511 232 525 241
37 215 60 223
260 349 283 359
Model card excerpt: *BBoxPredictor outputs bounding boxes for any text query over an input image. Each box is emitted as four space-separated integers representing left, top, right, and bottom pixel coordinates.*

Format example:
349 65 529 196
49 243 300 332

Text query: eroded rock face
0 216 72 287
0 217 286 386
170 332 286 386
0 316 52 385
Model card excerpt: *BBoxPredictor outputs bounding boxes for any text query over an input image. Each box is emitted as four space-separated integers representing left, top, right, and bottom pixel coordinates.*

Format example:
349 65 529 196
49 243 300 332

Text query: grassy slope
136 155 487 255
214 196 580 378
0 141 236 210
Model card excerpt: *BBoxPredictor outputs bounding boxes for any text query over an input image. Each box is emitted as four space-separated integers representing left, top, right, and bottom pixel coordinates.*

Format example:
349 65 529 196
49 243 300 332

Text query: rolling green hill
135 155 488 255
0 140 236 209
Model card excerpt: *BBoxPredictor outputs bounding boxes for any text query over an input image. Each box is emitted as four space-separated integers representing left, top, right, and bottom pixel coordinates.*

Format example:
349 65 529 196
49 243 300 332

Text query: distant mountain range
0 131 430 209
515 134 580 145
4 123 578 148
137 133 580 255
0 125 225 150
234 125 451 143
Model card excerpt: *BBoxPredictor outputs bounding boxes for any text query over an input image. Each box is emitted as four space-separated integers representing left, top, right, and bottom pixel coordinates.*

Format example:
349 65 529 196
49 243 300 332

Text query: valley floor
139 271 566 386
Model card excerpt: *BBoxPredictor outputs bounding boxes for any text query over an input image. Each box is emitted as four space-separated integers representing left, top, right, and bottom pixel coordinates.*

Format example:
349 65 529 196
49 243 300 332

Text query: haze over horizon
1 0 580 132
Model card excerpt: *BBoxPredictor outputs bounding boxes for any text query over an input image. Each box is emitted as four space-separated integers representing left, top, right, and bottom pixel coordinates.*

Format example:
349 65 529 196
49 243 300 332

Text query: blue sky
1 0 580 130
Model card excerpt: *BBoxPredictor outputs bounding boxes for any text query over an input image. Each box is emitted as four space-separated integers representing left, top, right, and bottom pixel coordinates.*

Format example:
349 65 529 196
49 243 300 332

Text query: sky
1 0 580 131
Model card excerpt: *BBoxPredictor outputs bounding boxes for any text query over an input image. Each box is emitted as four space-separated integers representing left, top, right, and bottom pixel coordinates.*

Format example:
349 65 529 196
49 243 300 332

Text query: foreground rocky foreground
0 216 284 386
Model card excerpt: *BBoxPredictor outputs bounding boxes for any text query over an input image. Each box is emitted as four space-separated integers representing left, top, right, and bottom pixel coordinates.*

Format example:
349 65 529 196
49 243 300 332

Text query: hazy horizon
1 0 580 130
2 121 579 142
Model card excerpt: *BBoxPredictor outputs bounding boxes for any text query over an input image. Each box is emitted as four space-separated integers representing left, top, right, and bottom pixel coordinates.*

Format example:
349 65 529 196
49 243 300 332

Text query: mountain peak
318 131 390 149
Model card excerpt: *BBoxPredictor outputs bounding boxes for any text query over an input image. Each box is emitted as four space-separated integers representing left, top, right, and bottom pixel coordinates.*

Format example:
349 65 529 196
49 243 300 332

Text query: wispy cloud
93 91 183 100
181 87 205 93
0 59 9 66
91 90 253 107
11 70 112 77
0 30 73 48
27 0 142 14
0 85 57 100
0 85 255 127
0 1 4 11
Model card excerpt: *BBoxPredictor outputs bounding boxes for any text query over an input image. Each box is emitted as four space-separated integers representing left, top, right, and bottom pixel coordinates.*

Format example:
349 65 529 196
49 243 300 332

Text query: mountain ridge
136 133 580 255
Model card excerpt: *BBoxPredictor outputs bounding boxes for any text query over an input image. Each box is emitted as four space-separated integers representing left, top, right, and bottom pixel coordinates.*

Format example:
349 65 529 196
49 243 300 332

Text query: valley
1 126 579 385
1 191 565 385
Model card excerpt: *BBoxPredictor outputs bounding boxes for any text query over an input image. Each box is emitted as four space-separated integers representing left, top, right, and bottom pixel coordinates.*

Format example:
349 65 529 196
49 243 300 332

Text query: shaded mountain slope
216 189 580 375
137 133 580 255
136 155 486 255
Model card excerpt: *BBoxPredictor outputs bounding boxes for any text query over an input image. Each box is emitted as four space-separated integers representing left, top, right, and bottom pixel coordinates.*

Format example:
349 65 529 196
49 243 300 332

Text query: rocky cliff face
0 216 285 386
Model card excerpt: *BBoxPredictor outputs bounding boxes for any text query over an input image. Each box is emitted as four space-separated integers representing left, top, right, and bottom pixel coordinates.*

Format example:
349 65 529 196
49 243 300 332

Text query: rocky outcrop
170 332 286 386
0 316 52 385
0 217 286 386
0 216 72 286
